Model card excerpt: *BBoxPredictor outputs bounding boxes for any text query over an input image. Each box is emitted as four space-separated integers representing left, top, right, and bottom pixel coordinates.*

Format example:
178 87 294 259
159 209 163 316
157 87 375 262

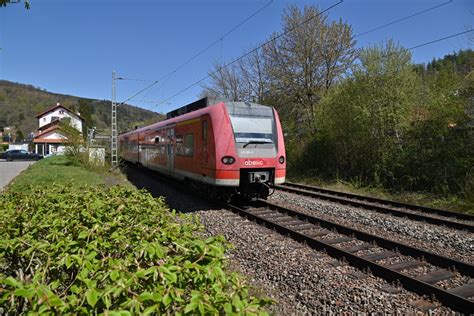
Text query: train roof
119 99 275 137
119 100 224 137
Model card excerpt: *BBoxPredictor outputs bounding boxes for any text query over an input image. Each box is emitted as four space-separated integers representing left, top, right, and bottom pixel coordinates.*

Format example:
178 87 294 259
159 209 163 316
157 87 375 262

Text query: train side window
184 133 194 156
176 135 184 155
202 120 207 142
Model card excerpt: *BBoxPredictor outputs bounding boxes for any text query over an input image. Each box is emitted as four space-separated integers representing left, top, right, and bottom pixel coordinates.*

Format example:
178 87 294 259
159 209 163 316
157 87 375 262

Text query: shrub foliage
0 185 270 314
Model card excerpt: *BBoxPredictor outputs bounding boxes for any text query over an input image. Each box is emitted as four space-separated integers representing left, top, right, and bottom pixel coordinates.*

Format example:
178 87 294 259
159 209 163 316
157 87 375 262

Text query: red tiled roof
36 103 85 121
37 119 61 132
33 138 65 144
34 125 62 139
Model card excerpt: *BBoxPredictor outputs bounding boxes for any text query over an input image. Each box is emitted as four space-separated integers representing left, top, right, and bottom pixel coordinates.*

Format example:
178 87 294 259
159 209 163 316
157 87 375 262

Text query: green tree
401 51 473 194
58 119 84 164
0 0 29 9
306 46 473 197
15 129 24 142
78 98 94 138
314 40 420 185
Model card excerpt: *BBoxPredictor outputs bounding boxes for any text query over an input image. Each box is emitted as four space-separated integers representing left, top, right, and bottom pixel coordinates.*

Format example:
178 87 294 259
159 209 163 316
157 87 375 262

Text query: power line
158 29 472 108
361 29 473 64
119 80 159 105
129 99 169 104
355 0 453 38
119 0 274 104
168 0 274 77
119 77 158 82
154 0 460 107
156 0 344 106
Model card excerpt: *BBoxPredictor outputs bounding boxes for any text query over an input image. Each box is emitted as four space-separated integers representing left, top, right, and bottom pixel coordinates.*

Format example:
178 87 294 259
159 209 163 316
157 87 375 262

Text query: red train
119 98 286 199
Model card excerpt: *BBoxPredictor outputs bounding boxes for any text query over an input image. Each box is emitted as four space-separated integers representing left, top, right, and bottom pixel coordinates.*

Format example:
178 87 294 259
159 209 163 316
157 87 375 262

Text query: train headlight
221 156 235 165
279 156 285 164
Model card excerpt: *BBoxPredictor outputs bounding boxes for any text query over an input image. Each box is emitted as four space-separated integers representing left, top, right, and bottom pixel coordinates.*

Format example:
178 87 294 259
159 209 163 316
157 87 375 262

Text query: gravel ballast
270 190 474 263
124 167 460 314
197 209 455 315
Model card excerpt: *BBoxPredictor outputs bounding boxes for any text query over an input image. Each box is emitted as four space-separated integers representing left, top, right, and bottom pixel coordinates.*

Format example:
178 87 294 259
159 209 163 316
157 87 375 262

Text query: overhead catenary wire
156 28 472 107
357 29 473 65
153 0 457 108
120 0 458 108
118 78 158 82
118 0 274 105
119 80 160 105
354 0 453 38
115 0 453 105
166 0 274 78
155 0 344 106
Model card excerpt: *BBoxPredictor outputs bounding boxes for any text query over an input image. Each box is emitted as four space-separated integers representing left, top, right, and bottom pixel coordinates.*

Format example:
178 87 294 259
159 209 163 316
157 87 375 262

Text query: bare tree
200 60 243 102
0 0 29 8
200 4 357 133
264 5 357 132
238 49 269 103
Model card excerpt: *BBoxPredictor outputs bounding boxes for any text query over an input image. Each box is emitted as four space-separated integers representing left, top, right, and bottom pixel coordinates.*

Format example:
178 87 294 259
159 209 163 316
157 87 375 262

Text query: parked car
0 150 11 159
2 150 43 161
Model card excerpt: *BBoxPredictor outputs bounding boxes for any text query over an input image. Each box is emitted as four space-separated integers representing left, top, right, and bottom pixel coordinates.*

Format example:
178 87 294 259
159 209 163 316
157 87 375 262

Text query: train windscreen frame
226 102 277 149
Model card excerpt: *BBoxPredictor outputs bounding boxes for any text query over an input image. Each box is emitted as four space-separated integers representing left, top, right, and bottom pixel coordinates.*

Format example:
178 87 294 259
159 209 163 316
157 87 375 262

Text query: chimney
57 102 60 106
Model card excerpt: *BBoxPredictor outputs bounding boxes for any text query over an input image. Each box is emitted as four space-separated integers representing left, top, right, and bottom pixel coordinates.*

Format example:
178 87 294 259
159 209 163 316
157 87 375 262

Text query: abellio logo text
244 160 264 166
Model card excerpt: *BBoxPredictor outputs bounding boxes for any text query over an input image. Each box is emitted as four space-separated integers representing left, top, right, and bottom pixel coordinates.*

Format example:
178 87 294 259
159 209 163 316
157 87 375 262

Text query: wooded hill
0 80 164 138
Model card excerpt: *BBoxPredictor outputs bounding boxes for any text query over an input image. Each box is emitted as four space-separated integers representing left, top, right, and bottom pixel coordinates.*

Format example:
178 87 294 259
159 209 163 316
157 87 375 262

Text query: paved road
0 160 36 190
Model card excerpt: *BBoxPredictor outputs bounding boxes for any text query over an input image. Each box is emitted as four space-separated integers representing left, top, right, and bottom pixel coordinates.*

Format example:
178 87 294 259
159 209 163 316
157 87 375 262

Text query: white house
33 103 84 156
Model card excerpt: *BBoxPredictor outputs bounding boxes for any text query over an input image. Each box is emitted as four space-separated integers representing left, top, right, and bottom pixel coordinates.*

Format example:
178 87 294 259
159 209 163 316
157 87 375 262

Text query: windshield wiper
243 141 272 148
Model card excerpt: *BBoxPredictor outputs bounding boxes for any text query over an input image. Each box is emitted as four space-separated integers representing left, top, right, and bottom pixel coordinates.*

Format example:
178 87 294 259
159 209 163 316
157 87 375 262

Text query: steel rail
276 183 474 232
123 163 474 313
226 200 474 314
279 182 474 220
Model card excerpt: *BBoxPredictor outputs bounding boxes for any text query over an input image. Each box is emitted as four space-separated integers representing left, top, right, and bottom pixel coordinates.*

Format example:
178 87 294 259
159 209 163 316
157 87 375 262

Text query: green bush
0 185 270 314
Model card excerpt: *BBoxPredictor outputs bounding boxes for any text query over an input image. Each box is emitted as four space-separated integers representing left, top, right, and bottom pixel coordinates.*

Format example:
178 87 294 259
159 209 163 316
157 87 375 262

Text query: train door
166 126 175 173
137 132 141 164
200 117 209 168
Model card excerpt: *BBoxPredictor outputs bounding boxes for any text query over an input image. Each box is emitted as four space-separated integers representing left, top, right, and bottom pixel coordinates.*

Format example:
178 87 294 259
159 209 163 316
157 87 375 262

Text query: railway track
125 164 473 312
227 199 474 314
275 182 474 232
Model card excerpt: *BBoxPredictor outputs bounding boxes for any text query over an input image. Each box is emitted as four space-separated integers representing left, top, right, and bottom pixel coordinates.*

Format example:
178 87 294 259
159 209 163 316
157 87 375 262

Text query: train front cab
215 102 286 199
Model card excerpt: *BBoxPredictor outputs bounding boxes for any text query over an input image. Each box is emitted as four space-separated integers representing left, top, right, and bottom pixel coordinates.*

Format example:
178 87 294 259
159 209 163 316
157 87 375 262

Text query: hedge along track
275 182 474 232
226 199 474 314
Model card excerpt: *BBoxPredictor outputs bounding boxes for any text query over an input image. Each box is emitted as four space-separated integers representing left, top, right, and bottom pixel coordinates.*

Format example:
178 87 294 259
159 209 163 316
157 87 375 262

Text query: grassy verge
7 155 130 192
288 175 474 215
2 155 272 313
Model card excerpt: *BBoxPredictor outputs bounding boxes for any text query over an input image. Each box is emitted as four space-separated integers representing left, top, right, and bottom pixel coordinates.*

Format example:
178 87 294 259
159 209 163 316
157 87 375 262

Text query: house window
43 118 46 122
59 110 64 115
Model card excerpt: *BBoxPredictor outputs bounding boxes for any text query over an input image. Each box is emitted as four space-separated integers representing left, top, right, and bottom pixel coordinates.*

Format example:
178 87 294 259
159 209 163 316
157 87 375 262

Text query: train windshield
226 102 276 145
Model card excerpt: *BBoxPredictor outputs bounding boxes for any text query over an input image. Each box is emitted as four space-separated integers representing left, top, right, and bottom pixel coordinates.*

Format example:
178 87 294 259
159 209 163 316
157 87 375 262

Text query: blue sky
0 0 472 114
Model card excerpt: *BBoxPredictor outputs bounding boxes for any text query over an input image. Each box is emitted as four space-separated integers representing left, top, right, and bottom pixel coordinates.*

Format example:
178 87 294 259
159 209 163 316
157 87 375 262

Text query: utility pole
111 71 118 167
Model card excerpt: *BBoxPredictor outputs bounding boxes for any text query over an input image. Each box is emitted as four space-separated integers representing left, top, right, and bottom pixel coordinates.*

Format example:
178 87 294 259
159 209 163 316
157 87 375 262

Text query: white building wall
38 107 83 132
8 143 29 151
43 132 67 140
